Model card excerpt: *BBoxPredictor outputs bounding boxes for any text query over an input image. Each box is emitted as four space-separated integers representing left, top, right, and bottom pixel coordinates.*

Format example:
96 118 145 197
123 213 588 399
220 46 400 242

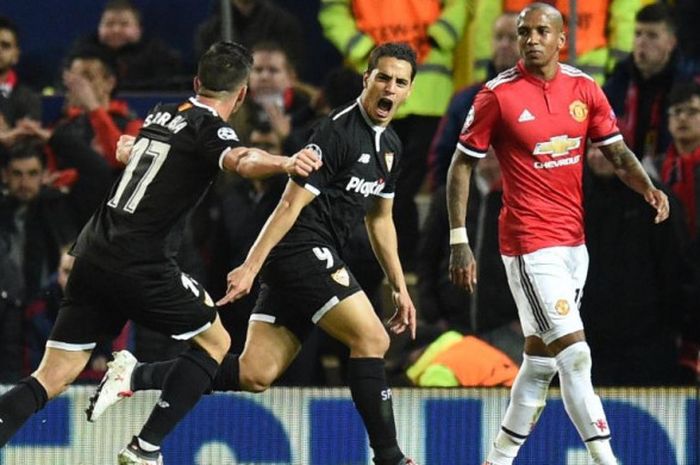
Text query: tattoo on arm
599 139 654 193
600 139 632 169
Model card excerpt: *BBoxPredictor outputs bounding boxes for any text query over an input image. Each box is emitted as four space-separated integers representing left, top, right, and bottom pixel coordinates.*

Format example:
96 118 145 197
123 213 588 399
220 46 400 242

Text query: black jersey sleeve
195 118 243 170
291 119 347 195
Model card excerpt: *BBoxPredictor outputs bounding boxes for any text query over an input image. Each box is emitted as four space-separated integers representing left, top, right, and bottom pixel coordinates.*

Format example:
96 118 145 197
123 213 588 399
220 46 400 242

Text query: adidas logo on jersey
346 176 385 197
518 109 535 122
358 153 371 164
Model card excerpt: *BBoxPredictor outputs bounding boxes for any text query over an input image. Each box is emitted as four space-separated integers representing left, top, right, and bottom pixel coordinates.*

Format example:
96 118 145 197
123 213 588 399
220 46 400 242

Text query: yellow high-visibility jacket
455 0 647 86
319 0 467 118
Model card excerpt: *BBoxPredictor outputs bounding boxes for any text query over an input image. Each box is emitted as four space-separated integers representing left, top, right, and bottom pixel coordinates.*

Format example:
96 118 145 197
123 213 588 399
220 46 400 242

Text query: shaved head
519 2 564 32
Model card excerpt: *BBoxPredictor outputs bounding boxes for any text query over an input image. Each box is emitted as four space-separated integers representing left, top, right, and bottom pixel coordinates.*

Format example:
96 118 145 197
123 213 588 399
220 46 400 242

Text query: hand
644 187 669 223
216 264 257 306
63 70 100 111
449 243 477 293
15 118 52 143
285 148 323 177
0 126 24 147
116 135 136 164
386 289 417 339
263 102 291 139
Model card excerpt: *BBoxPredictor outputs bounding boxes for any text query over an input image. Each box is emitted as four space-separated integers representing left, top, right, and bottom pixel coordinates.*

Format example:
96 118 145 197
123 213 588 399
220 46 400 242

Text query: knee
523 354 558 382
238 355 275 393
555 342 592 376
348 328 390 357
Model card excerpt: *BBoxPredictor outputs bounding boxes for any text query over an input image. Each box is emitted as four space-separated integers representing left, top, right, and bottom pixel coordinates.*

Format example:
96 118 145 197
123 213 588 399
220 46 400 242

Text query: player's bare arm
599 139 670 223
216 180 316 305
446 149 478 292
365 196 417 339
223 146 322 179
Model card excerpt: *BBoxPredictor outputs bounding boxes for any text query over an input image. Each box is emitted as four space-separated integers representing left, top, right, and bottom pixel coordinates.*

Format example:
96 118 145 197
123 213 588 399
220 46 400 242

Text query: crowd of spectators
0 0 698 388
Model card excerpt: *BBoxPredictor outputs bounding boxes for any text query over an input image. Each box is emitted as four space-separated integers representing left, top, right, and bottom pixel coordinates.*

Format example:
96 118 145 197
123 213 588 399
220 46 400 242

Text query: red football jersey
458 61 621 256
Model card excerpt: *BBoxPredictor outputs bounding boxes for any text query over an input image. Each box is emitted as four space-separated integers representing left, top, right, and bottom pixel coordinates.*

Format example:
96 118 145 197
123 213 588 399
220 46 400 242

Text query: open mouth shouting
376 97 394 119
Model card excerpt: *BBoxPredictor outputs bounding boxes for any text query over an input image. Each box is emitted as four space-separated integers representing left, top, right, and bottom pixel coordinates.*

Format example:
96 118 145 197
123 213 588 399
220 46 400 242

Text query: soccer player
89 42 419 465
446 4 668 465
0 41 321 465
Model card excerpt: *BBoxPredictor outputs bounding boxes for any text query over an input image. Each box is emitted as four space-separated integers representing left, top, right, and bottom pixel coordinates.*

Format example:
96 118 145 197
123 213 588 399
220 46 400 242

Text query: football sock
138 348 218 446
0 376 48 446
132 360 174 391
486 354 557 465
347 358 404 465
210 354 241 392
132 353 240 393
556 342 617 465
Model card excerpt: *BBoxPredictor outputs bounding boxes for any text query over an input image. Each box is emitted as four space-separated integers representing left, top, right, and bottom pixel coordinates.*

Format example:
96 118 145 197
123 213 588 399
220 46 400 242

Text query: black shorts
252 246 362 341
48 258 217 350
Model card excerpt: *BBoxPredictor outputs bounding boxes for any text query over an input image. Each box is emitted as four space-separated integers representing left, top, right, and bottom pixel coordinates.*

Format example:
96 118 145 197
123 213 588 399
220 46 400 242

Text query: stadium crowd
1 0 699 389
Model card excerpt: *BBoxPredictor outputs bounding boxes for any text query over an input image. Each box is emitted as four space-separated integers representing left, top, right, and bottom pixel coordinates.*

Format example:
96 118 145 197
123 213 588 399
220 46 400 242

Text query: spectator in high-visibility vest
463 0 643 86
319 0 467 271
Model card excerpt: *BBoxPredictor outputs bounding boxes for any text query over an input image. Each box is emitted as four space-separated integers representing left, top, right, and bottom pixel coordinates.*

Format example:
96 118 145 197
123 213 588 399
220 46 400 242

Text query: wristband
449 227 469 245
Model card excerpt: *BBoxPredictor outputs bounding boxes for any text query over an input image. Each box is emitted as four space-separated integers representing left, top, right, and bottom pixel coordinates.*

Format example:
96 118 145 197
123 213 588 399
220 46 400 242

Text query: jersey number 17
108 137 171 213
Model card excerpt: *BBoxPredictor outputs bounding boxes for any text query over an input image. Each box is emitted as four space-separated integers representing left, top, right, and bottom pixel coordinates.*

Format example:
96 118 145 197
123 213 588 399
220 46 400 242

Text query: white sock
137 437 160 452
486 354 557 465
556 342 617 465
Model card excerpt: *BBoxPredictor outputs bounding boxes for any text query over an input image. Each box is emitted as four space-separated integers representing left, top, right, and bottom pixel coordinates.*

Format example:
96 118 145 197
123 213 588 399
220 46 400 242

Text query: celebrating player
447 4 668 465
0 41 320 465
89 42 419 465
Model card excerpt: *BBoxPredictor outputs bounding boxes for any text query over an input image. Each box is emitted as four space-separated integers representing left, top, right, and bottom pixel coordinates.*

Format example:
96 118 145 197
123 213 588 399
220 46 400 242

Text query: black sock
132 361 175 391
133 353 240 393
0 377 48 446
210 354 240 392
347 358 403 465
138 348 219 446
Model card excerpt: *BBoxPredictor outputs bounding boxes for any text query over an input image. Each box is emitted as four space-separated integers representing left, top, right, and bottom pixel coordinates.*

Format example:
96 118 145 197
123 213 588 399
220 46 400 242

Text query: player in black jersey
0 41 320 464
94 42 421 465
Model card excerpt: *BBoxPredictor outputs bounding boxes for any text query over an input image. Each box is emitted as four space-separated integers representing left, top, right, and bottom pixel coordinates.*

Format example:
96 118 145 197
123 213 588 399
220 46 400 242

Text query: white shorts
501 245 588 345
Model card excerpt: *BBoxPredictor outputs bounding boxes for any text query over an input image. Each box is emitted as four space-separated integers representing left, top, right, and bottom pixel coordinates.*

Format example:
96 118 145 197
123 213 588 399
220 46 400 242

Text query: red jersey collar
516 60 561 87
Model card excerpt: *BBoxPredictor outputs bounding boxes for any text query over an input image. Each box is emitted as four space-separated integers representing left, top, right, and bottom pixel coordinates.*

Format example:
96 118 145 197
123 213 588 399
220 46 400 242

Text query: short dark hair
668 81 700 107
636 3 676 33
65 46 118 78
251 40 295 72
0 16 19 45
4 139 46 168
197 41 253 94
103 0 141 24
366 42 417 81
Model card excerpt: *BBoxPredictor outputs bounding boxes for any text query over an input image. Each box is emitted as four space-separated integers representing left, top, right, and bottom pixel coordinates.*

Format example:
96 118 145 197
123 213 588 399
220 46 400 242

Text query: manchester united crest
569 100 588 122
331 267 350 287
384 152 394 171
555 299 570 316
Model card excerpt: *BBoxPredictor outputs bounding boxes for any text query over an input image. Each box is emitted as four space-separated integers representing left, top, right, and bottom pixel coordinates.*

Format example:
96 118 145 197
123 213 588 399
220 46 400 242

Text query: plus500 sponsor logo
346 176 385 197
4 388 696 464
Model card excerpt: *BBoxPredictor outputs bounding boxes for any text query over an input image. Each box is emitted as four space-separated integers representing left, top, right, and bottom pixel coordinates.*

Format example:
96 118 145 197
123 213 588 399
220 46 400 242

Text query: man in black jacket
0 16 40 150
0 139 107 381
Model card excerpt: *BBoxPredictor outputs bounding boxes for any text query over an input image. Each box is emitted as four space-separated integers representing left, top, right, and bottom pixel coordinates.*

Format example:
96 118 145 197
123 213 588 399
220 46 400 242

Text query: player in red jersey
447 4 668 465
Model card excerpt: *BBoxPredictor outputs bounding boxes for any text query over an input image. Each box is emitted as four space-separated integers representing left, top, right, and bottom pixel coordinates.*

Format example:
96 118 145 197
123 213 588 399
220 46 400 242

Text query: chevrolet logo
533 135 582 157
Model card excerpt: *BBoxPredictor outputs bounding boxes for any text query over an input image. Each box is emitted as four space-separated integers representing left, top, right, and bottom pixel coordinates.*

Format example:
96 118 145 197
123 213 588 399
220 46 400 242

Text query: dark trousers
391 115 441 272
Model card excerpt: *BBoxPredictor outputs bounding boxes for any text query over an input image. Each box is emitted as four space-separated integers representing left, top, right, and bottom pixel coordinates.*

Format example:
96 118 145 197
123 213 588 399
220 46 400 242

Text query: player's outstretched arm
365 197 416 339
223 146 322 179
446 149 478 293
599 139 670 223
216 180 316 305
